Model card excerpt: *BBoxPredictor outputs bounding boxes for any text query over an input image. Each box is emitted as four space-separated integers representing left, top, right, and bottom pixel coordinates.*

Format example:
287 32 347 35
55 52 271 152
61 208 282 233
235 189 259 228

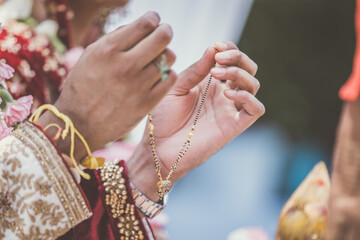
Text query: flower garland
0 24 33 140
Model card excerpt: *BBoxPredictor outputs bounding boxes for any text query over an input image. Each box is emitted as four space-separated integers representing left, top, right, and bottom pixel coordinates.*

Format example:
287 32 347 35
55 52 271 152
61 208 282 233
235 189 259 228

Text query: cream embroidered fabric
0 122 92 240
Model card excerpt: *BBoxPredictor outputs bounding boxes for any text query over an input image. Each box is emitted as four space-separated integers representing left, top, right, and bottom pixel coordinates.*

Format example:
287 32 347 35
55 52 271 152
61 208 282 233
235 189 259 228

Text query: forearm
127 140 160 202
328 98 360 239
331 99 360 196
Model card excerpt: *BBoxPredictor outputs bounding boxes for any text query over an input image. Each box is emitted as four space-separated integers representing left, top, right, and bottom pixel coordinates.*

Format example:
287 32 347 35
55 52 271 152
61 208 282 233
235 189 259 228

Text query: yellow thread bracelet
30 104 105 180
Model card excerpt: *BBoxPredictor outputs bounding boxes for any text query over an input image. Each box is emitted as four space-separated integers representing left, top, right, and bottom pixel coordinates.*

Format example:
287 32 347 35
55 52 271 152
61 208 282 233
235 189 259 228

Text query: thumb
172 46 216 95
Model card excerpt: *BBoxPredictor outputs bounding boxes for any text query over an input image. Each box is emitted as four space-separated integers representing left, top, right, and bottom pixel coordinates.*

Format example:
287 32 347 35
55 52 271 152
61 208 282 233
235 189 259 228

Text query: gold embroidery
100 161 145 240
0 122 92 239
12 122 92 221
32 199 65 226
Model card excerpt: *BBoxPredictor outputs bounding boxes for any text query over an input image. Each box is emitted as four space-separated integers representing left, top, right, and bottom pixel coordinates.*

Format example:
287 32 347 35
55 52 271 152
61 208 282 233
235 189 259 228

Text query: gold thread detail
99 162 145 240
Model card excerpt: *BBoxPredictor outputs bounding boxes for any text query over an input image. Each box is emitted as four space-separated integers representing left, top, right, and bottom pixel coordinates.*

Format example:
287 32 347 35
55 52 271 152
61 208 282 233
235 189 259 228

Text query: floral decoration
0 23 33 140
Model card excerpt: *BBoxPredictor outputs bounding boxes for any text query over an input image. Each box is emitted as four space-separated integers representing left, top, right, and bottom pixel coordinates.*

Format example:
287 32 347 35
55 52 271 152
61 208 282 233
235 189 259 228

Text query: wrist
36 108 88 162
127 140 160 202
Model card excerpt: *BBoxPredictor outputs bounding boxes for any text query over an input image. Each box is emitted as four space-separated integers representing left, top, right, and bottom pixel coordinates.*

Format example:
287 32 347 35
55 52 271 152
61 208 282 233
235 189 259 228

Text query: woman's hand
128 41 265 201
38 12 177 160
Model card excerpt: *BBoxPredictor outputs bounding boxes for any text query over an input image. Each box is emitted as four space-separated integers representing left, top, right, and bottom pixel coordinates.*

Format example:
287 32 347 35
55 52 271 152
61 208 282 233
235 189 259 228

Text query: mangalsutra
148 64 215 201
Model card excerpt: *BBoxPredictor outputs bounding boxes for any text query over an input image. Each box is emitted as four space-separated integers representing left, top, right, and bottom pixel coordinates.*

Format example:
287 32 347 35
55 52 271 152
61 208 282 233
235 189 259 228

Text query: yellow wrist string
29 104 105 180
43 123 62 141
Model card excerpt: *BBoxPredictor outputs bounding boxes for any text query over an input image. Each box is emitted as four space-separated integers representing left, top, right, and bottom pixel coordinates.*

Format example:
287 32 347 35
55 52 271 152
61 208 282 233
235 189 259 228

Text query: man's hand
128 41 265 201
38 12 177 160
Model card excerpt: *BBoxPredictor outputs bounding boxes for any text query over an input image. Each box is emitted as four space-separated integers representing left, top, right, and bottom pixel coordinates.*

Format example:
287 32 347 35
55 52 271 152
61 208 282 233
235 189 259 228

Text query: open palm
141 41 265 182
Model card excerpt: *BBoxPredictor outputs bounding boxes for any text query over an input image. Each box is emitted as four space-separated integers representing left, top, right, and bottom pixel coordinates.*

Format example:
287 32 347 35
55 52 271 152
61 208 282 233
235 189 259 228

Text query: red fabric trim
58 169 117 240
57 160 153 240
94 167 121 240
340 0 360 101
120 160 152 240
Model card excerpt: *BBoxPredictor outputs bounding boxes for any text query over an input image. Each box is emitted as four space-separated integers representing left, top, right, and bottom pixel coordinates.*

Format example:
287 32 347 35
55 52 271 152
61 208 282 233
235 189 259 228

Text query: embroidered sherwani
0 122 154 240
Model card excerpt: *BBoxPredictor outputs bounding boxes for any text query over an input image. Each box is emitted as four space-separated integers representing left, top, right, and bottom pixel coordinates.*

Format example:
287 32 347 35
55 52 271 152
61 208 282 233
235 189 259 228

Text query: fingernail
211 67 226 75
215 41 227 50
216 52 230 60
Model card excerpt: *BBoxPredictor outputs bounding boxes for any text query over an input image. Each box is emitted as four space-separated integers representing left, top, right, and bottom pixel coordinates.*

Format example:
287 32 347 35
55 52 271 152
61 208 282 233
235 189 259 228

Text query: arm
327 98 360 239
1 11 176 240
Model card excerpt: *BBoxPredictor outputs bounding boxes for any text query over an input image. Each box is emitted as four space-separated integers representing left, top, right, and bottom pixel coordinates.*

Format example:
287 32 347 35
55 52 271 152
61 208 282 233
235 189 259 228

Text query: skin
67 0 130 46
38 11 177 160
35 0 265 206
127 41 264 201
327 98 360 240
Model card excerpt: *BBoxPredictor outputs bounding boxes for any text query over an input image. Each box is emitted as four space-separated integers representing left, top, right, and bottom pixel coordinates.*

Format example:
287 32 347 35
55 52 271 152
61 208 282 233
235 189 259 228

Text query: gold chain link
148 71 214 201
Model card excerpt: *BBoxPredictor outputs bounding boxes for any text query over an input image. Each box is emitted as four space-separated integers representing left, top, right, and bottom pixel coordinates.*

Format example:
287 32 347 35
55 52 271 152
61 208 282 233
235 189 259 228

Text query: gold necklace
148 71 214 201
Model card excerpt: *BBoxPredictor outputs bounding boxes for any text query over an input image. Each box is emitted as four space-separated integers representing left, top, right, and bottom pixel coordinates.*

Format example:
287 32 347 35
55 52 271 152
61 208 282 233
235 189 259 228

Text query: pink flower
63 47 84 71
0 120 13 140
4 95 33 126
0 61 14 82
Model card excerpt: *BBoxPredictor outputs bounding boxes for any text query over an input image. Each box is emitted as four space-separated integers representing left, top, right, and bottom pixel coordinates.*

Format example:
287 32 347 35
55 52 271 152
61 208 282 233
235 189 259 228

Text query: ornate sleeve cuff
0 121 92 240
58 160 155 240
98 160 155 240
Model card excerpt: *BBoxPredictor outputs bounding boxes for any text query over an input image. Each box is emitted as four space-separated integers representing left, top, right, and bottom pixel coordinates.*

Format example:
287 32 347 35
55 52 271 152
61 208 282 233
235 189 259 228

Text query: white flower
35 20 59 37
0 0 33 24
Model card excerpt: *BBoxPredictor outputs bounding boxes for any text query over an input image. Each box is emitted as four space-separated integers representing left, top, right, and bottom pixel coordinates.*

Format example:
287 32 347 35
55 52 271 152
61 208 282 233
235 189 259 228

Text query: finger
129 24 173 69
215 49 258 76
214 41 239 51
147 70 178 105
211 66 260 95
107 11 160 51
172 46 216 95
61 154 73 168
224 89 265 118
141 49 176 88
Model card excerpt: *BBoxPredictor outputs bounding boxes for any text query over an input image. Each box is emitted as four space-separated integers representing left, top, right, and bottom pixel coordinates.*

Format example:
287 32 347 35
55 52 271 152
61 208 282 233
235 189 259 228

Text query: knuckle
167 70 178 83
241 91 252 102
253 63 258 75
166 50 176 65
158 24 173 42
98 36 116 55
225 41 238 50
103 42 115 55
146 11 160 22
225 66 235 78
140 12 159 30
257 103 266 116
254 79 260 90
236 68 246 79
237 51 245 62
119 53 136 75
124 62 136 75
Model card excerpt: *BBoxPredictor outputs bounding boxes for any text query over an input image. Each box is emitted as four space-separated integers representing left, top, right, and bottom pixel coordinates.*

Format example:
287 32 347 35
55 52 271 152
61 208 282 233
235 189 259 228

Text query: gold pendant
157 180 171 200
